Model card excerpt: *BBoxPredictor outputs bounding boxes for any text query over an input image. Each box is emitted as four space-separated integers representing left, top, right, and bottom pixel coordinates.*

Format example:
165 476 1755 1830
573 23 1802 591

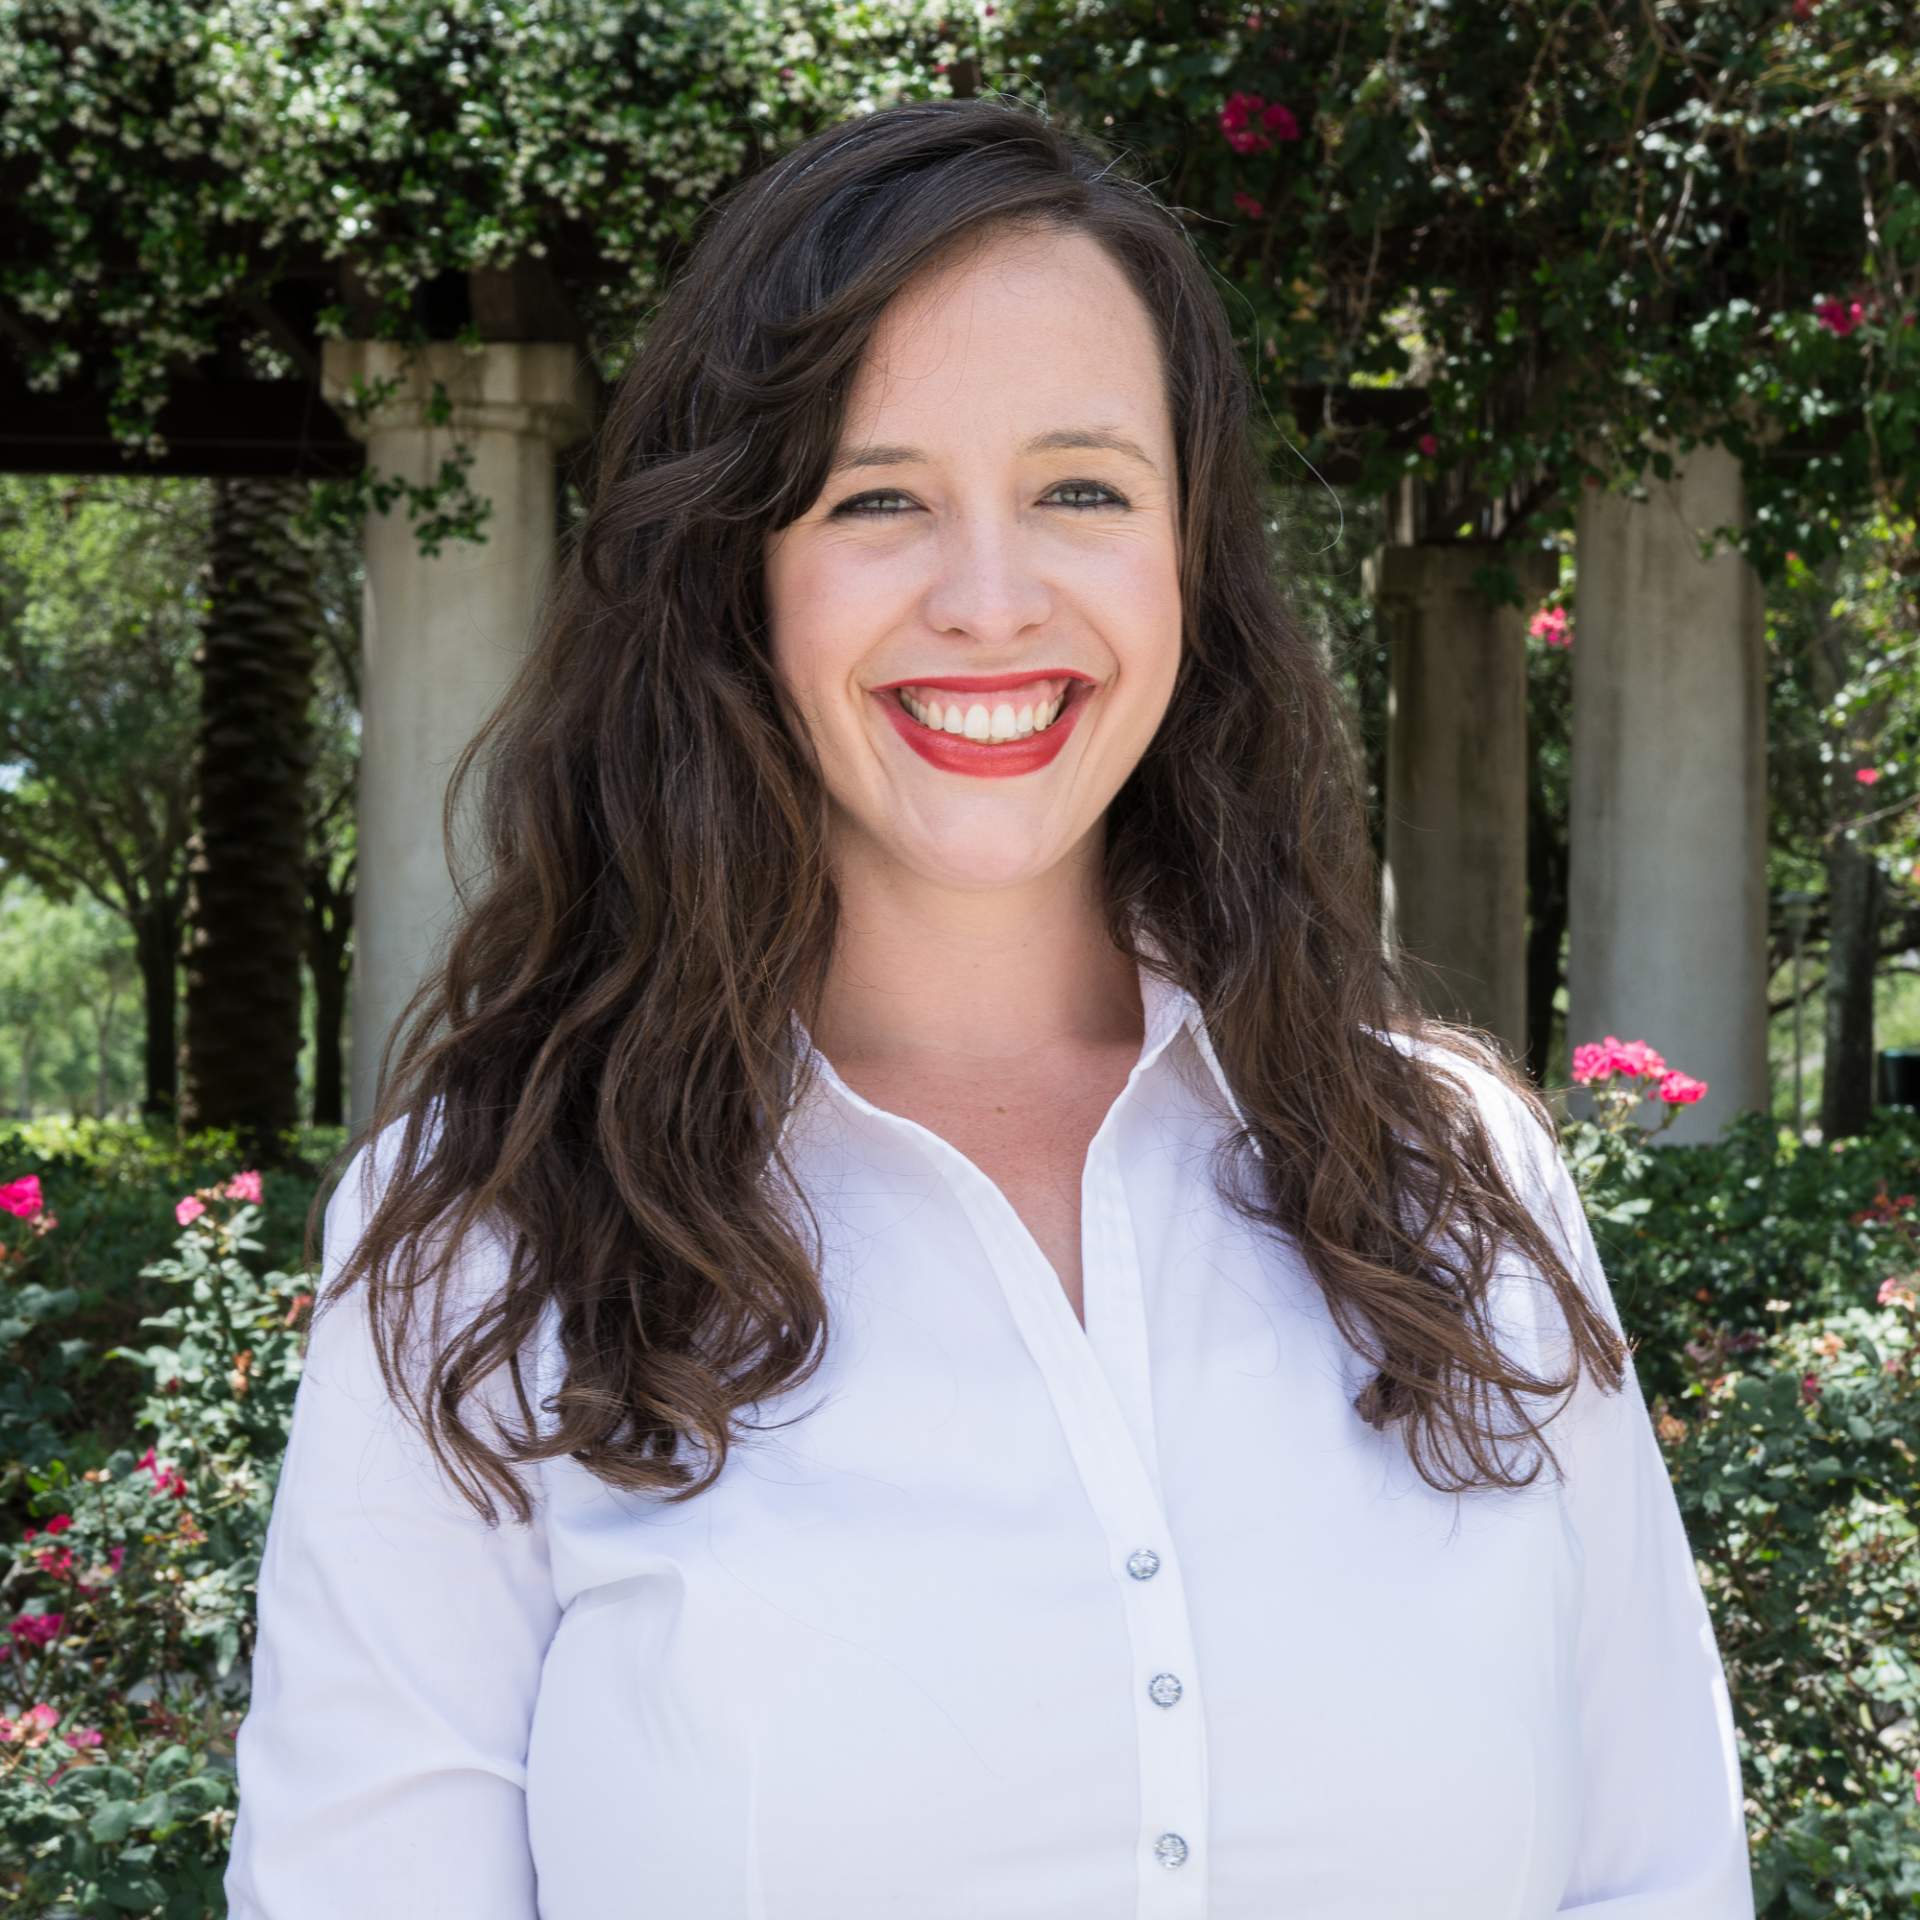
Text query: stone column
1569 438 1770 1142
1372 543 1552 1061
321 341 596 1133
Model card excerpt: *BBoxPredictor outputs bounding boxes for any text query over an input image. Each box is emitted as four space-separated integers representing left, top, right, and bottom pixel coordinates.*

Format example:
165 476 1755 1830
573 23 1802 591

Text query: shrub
1563 1038 1920 1915
0 1119 330 1520
1 1164 313 1914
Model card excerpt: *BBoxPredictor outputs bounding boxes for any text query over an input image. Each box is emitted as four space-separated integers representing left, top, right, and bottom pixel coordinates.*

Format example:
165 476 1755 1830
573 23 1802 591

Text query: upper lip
870 669 1095 693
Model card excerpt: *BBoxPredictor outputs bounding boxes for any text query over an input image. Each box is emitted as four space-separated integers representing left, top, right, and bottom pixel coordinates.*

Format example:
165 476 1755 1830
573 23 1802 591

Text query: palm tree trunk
1821 834 1882 1139
1523 723 1570 1084
179 478 319 1167
1808 603 1888 1140
305 850 354 1129
134 899 179 1121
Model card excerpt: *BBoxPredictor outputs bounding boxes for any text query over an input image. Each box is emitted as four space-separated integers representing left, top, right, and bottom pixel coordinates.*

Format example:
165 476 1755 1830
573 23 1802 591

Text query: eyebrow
828 427 1161 478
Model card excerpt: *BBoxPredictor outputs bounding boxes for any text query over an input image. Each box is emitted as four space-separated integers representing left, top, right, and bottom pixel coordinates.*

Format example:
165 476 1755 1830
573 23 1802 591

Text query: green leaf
89 1799 137 1844
129 1789 173 1828
99 1869 168 1911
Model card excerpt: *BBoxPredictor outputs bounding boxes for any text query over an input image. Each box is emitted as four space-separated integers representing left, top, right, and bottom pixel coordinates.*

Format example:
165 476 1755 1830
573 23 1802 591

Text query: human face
762 226 1183 897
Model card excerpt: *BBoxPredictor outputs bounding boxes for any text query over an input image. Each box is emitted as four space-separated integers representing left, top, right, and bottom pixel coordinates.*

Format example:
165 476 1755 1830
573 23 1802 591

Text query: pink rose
0 1175 44 1219
1613 1039 1668 1078
1572 1036 1668 1084
1814 296 1863 336
1657 1071 1708 1105
1219 91 1301 155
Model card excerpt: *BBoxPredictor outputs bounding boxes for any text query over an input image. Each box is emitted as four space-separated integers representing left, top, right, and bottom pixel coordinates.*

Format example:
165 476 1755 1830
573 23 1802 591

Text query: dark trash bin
1877 1048 1920 1111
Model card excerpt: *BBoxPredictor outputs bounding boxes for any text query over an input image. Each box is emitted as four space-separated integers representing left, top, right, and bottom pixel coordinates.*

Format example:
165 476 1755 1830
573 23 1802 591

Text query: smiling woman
224 95 1755 1920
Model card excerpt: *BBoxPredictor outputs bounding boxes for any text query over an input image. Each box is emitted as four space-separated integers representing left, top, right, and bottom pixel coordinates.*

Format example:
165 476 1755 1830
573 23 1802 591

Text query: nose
916 510 1055 650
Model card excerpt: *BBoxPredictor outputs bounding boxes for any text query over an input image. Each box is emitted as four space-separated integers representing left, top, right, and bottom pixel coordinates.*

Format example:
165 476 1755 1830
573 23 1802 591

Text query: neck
806 834 1143 1073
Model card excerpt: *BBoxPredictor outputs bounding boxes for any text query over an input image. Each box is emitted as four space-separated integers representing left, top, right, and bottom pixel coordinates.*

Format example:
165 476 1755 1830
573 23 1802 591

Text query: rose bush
1 1158 312 1914
1561 1036 1920 1915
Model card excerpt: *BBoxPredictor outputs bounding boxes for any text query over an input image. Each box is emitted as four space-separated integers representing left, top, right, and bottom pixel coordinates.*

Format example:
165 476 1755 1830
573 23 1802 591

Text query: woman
225 96 1754 1918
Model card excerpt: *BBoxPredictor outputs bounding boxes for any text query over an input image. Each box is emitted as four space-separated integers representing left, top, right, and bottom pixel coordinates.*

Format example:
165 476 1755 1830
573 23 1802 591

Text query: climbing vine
1 0 1914 578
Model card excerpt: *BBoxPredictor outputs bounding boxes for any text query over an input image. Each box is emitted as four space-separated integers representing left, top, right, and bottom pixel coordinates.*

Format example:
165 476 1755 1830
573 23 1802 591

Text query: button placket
1085 1137 1208 1917
935 1063 1208 1917
1118 1537 1205 1913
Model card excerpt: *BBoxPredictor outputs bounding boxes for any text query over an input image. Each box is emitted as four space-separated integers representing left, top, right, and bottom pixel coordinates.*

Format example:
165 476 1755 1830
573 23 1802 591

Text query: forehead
844 228 1169 440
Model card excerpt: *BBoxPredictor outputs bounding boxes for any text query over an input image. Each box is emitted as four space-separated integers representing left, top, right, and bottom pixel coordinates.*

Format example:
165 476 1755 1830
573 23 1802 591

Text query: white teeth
896 685 1076 739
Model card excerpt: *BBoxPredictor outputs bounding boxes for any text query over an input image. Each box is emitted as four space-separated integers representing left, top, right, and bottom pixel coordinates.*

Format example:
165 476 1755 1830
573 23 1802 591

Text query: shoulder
1366 1021 1623 1364
1362 1021 1560 1200
325 1095 446 1243
313 1099 562 1427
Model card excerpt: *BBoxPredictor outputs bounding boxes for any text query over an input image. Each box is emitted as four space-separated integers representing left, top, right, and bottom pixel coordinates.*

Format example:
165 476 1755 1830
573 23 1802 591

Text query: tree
0 884 141 1119
995 0 1919 573
304 519 362 1131
1770 514 1920 1134
179 477 323 1165
0 476 205 1118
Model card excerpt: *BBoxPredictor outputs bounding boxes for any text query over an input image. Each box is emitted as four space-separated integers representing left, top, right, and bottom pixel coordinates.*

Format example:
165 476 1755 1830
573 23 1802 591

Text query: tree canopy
2 0 1913 582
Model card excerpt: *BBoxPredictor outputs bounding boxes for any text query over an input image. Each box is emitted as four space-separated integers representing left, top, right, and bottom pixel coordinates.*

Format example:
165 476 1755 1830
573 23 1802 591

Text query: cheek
1110 555 1182 712
765 558 851 722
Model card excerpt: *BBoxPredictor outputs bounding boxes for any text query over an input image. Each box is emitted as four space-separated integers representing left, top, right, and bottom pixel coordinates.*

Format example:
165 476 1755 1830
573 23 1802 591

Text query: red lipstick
872 674 1096 779
872 669 1095 694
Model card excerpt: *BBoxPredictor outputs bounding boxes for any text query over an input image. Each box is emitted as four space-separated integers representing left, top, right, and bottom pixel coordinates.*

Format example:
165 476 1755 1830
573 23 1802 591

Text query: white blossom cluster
0 0 983 459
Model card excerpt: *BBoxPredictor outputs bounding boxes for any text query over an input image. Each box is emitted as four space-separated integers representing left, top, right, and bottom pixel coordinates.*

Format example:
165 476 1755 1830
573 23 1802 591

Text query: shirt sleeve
225 1122 562 1919
1509 1105 1756 1918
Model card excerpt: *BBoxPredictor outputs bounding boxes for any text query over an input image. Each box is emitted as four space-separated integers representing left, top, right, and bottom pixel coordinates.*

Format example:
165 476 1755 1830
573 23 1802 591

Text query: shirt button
1148 1671 1184 1708
1126 1547 1161 1580
1154 1832 1190 1868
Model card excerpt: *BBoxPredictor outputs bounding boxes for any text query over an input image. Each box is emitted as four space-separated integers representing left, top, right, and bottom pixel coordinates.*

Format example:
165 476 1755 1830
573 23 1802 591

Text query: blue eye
831 481 1129 518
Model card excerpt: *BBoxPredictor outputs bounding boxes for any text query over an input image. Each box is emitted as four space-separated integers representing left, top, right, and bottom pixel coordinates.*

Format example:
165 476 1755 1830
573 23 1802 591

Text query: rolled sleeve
225 1126 561 1919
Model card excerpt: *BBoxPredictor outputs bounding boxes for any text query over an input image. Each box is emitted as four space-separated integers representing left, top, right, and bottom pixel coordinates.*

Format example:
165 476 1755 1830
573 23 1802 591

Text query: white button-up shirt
226 962 1754 1918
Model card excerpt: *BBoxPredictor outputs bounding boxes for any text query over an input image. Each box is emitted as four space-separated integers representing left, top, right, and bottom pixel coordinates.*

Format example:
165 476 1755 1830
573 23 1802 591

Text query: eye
829 480 1130 518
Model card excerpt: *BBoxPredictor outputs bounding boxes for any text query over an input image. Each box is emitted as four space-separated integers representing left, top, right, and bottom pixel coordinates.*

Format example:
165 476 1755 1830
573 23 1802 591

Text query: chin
894 834 1069 893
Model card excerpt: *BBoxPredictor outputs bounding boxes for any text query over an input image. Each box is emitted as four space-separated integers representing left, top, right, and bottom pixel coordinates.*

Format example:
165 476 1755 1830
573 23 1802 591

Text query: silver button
1154 1832 1190 1868
1148 1671 1184 1708
1126 1547 1161 1580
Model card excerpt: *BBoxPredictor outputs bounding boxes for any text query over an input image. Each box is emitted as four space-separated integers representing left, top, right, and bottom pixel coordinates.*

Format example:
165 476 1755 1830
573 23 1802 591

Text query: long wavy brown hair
310 93 1628 1530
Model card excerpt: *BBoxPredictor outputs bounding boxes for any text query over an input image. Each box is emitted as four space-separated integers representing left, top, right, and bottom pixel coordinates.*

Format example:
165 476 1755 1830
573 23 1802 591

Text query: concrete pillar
321 341 595 1133
1569 439 1769 1142
1372 543 1552 1060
